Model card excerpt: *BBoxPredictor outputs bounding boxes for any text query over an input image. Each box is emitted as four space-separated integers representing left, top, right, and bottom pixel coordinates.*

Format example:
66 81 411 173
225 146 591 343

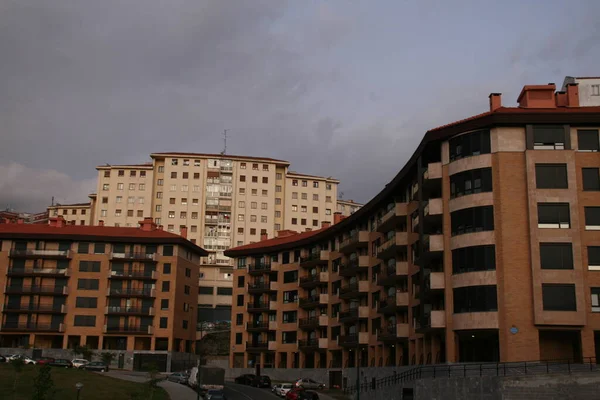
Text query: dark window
163 245 174 256
77 243 90 254
282 252 290 264
162 281 170 292
185 268 191 277
578 129 599 151
453 285 498 313
283 311 297 323
75 297 98 308
282 331 297 344
77 279 99 290
450 168 493 198
199 286 213 295
283 270 298 283
79 261 101 272
283 290 298 303
161 299 169 310
449 130 491 161
533 125 566 150
235 333 242 345
217 287 232 296
542 284 576 311
450 206 494 236
237 276 245 288
237 295 244 306
163 263 171 274
451 245 496 274
160 317 168 328
94 243 105 254
538 203 570 228
589 247 600 267
236 314 243 325
183 320 188 329
540 243 573 270
74 315 96 327
584 207 600 227
582 168 600 191
535 164 568 189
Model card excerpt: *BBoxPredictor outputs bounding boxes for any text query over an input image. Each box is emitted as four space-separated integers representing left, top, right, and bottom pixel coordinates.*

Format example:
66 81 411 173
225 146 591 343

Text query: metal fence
344 357 598 394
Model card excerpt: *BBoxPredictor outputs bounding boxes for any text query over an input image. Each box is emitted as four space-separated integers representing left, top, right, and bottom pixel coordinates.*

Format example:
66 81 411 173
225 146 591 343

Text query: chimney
98 220 104 227
260 232 268 241
139 217 157 232
321 221 331 228
180 226 188 239
49 216 66 228
566 83 579 107
305 228 312 232
333 212 345 224
277 229 298 238
488 93 502 112
517 84 556 108
555 91 568 107
17 218 24 224
158 225 164 231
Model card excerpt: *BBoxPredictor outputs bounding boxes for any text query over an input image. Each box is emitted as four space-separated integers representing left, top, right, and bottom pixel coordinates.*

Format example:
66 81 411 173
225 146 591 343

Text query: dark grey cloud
1 0 599 211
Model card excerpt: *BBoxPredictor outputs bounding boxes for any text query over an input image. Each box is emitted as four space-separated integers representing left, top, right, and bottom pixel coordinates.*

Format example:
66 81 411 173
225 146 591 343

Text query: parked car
272 384 281 393
71 359 89 369
82 361 109 372
0 355 5 362
286 388 305 400
167 372 188 384
49 359 73 368
6 355 37 364
36 357 55 366
294 378 325 390
205 389 227 400
297 391 320 400
255 375 271 388
276 383 294 397
234 374 256 385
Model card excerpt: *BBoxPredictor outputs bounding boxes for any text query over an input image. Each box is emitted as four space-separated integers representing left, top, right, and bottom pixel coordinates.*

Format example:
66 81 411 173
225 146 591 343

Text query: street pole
356 345 360 400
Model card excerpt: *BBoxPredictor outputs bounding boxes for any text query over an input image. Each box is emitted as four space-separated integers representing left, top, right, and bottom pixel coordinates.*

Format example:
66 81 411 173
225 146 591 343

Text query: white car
6 354 36 364
71 359 89 369
276 383 293 397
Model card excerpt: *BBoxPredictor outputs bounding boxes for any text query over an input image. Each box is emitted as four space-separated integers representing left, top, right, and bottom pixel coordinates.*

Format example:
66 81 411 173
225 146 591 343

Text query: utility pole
356 345 360 400
222 129 229 155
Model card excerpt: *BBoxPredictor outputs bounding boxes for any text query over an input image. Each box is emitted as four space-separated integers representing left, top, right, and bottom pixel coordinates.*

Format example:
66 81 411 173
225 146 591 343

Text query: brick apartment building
225 82 600 370
0 216 207 355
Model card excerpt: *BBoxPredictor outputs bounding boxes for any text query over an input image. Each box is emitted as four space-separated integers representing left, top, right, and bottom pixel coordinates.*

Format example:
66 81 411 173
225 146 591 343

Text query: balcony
205 217 218 225
7 267 69 278
2 304 66 314
298 338 319 351
377 262 408 286
218 205 231 212
206 204 219 212
9 249 71 259
339 306 368 323
105 306 154 316
248 282 275 294
246 321 269 332
377 327 399 343
299 273 329 289
339 256 369 277
339 231 370 254
246 341 269 352
1 322 64 332
339 332 369 348
425 271 445 291
423 162 442 181
110 252 157 262
377 232 408 260
417 310 446 332
248 262 271 276
376 203 408 233
378 292 408 314
107 288 156 298
298 317 319 331
219 191 232 198
423 198 443 218
104 325 153 335
5 285 68 296
247 302 270 313
298 294 328 310
220 165 233 173
108 270 157 280
338 281 369 300
300 250 330 268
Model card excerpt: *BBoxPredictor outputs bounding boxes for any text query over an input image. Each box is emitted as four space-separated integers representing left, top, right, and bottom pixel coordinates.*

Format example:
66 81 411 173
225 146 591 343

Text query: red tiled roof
96 163 153 169
49 202 91 208
151 152 290 164
226 227 329 255
287 171 339 181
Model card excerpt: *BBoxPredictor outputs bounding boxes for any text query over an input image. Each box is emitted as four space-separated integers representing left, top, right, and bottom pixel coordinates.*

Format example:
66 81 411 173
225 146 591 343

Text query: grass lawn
0 364 169 400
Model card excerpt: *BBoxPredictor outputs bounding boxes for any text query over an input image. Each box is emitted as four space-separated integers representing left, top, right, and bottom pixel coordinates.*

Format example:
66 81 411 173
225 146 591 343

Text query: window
325 209 331 215
589 247 600 270
182 320 189 329
262 189 268 196
326 196 332 203
139 183 145 190
236 314 243 325
102 197 108 204
276 173 282 179
262 177 268 184
169 198 176 205
450 168 493 198
275 198 282 205
301 206 307 213
156 192 163 199
449 129 491 161
282 331 297 344
118 170 124 177
167 224 174 232
191 212 198 220
292 205 298 212
275 185 282 193
193 172 200 180
251 189 257 196
171 159 178 165
313 219 318 227
283 311 297 323
156 205 162 212
535 164 568 189
539 243 573 270
182 172 188 179
116 196 123 203
292 180 298 186
240 175 246 182
103 184 109 191
130 170 137 177
283 270 298 283
235 333 242 345
238 201 245 208
542 284 576 311
592 288 600 312
184 285 190 295
128 196 135 204
585 207 600 229
250 202 257 209
451 206 494 235
250 228 256 235
161 299 169 310
313 181 319 188
292 218 297 225
199 286 213 295
101 210 107 217
252 163 259 170
163 245 174 256
301 219 306 225
161 281 170 292
261 203 267 210
312 207 319 213
217 287 233 295
192 198 198 205
261 216 267 223
74 316 96 327
168 211 175 219
77 279 99 290
283 290 298 303
181 185 188 192
193 185 200 192
301 193 307 200
163 263 171 274
252 176 258 183
78 243 90 254
275 223 281 230
138 197 144 205
238 214 244 221
157 179 164 186
302 180 308 187
537 203 570 229
160 317 168 329
453 285 497 313
93 243 105 254
180 212 187 219
275 211 281 218
104 171 110 178
158 166 164 173
181 198 188 205
79 261 101 272
262 164 269 171
532 125 566 150
582 168 600 191
451 245 496 274
75 297 97 308
129 183 135 191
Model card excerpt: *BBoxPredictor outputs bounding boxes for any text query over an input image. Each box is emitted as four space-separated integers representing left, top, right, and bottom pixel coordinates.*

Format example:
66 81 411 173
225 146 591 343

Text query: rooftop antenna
221 129 229 155
51 196 55 206
339 191 344 199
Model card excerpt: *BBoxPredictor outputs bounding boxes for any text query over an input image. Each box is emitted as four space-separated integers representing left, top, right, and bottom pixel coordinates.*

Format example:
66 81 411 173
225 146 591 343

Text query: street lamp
75 382 83 400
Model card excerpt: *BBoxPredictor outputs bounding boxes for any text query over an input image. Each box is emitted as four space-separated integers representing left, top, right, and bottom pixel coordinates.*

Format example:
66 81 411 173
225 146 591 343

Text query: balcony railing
247 302 270 312
9 249 71 258
104 325 153 334
298 317 319 330
108 270 157 280
220 166 233 172
298 296 320 309
7 268 69 277
2 304 66 313
298 339 319 349
339 308 359 322
248 263 271 274
107 288 155 297
246 341 269 350
110 252 157 261
246 321 269 331
248 282 272 293
4 285 67 295
105 306 154 316
1 322 64 332
377 327 398 342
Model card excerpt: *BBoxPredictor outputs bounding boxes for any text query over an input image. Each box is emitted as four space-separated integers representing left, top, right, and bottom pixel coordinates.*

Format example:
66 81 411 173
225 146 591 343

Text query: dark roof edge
225 110 600 257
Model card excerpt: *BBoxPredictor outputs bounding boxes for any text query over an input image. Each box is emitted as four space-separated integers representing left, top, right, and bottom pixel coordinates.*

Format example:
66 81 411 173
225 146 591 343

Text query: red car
286 388 305 400
36 357 55 366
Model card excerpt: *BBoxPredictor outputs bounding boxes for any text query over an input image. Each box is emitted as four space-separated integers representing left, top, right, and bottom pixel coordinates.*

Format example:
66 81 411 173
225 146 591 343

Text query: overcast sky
1 0 599 212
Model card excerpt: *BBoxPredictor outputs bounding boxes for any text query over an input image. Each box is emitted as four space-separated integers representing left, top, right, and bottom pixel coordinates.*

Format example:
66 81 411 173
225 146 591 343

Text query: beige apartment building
47 202 95 226
336 199 363 217
226 82 600 371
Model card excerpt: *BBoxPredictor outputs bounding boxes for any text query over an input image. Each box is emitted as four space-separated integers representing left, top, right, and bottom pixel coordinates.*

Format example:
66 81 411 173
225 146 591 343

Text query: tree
100 352 116 367
10 357 24 400
145 364 161 400
72 345 94 361
31 365 55 400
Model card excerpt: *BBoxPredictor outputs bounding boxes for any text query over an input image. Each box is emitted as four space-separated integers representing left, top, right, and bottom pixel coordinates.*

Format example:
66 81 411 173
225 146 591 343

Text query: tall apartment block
89 153 340 319
226 82 600 370
0 216 206 357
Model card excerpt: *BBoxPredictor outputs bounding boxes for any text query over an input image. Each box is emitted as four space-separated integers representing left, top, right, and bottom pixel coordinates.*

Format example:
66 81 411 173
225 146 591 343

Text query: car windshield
282 384 293 389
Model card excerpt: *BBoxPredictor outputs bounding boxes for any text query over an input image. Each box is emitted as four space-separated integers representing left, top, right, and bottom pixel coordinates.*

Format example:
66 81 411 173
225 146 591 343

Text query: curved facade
226 84 600 369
